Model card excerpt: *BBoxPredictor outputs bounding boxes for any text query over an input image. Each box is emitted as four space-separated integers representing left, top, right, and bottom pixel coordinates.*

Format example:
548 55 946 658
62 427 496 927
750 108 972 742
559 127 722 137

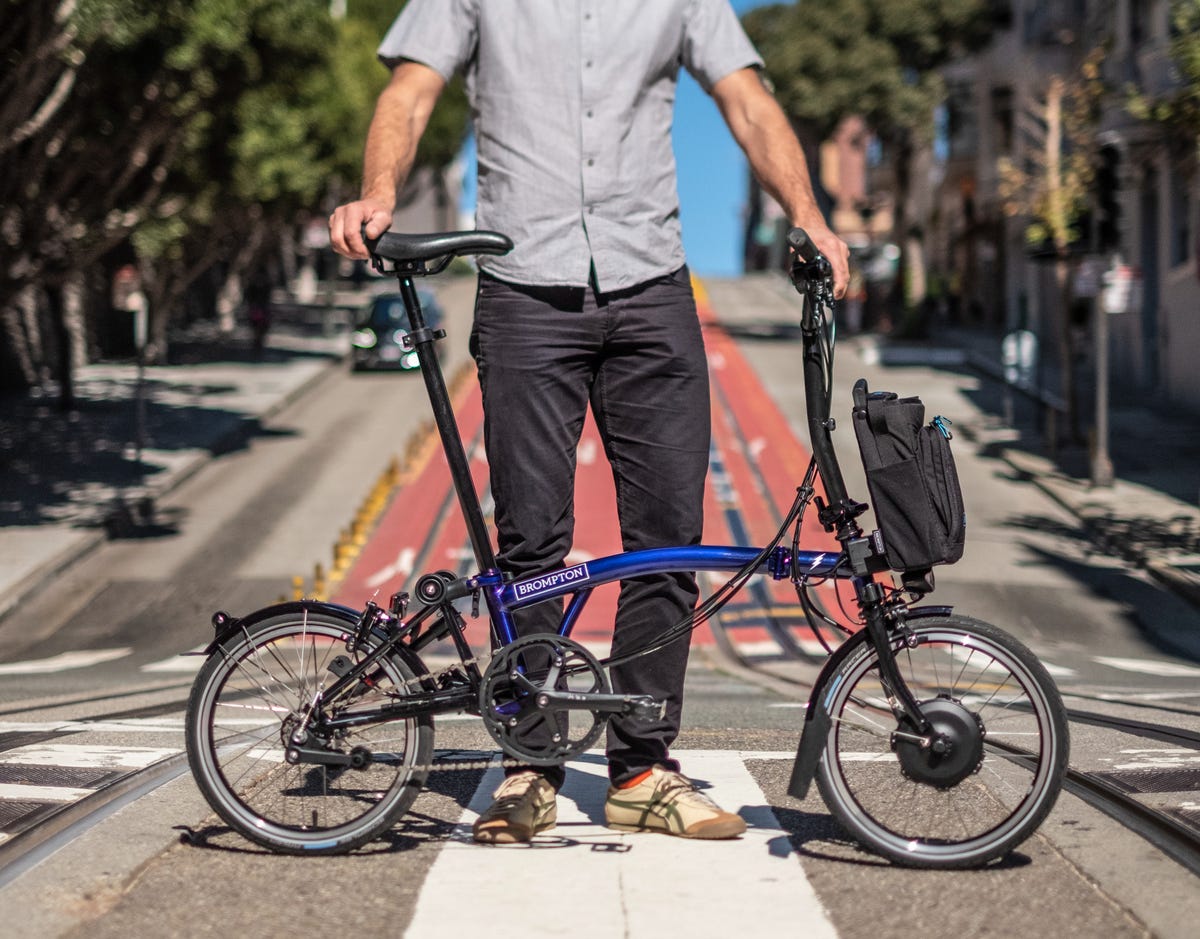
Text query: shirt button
585 60 593 68
587 158 594 167
586 110 594 118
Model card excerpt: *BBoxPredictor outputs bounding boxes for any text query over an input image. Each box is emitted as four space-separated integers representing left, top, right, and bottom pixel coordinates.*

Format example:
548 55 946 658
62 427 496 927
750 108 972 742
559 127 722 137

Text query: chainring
479 634 609 766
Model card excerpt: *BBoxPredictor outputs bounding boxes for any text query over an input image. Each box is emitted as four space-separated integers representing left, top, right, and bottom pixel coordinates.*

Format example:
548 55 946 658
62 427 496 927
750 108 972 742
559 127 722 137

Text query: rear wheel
815 615 1068 868
186 609 433 854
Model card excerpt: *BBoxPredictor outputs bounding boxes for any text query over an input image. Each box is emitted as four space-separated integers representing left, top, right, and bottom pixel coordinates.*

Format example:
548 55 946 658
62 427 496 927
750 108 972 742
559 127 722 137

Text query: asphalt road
0 274 1198 937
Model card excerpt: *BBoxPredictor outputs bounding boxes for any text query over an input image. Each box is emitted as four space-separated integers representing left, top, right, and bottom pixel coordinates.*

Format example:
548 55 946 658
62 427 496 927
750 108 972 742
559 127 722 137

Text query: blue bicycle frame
484 544 845 647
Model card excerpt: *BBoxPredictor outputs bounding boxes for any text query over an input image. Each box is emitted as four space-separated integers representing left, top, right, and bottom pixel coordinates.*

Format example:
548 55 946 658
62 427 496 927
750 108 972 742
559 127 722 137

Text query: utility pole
1090 292 1114 488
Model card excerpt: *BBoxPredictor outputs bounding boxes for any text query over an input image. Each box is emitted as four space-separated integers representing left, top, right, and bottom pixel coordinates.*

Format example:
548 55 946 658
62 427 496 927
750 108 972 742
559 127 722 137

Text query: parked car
350 290 444 371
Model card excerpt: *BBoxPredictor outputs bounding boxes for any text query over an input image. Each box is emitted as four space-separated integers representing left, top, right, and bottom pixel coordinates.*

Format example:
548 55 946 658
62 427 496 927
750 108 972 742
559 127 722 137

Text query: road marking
734 638 831 657
141 656 201 673
0 718 184 734
404 749 837 939
1093 656 1200 678
0 783 94 802
1087 690 1200 701
0 744 180 770
1112 748 1200 771
0 649 131 675
365 547 417 589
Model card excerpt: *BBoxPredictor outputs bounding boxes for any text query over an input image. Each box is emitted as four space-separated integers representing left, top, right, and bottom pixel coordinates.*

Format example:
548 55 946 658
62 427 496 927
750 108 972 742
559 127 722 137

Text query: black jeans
470 267 710 788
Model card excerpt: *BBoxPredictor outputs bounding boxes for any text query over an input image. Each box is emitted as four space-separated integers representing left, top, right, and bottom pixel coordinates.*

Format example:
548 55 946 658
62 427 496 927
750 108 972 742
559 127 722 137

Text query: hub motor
893 696 985 789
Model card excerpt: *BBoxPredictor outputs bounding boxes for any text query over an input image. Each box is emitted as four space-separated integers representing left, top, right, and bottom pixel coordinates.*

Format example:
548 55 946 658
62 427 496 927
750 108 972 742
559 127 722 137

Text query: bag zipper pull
931 416 954 440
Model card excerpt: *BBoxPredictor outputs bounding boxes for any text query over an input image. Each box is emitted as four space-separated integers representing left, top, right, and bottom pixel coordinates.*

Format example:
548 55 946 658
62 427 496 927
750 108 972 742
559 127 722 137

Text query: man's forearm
329 62 447 259
360 62 446 210
714 70 823 228
713 67 849 296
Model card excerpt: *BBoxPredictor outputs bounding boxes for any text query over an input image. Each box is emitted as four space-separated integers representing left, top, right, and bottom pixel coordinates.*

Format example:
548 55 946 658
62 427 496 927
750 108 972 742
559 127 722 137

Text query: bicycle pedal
626 696 666 723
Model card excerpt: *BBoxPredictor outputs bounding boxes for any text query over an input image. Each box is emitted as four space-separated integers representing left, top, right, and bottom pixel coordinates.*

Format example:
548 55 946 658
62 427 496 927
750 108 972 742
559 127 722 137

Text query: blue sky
458 0 776 278
674 0 774 276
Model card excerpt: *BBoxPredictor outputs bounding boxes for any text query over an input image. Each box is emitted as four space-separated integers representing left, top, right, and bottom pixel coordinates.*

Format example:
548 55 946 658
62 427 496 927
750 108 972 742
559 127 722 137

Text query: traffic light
1096 145 1120 251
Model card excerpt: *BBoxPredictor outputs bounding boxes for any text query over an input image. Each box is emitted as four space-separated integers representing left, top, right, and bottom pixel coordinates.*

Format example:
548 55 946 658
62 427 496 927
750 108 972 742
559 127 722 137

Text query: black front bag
851 379 966 580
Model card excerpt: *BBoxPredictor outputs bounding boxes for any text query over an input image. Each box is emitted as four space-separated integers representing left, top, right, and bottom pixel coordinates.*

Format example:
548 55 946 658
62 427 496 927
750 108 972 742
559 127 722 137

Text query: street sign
1100 263 1140 314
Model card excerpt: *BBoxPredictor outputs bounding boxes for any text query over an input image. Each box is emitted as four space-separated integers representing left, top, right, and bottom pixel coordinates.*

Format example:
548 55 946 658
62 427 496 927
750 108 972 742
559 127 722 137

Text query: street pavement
1 273 1198 663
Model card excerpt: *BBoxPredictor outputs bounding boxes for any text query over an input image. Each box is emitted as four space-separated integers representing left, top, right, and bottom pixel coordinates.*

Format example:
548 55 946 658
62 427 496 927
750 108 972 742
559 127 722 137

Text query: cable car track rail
710 616 1200 877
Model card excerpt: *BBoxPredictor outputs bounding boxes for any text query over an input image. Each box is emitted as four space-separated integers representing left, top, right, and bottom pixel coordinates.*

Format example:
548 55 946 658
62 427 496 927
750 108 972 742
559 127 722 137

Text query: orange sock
617 769 653 789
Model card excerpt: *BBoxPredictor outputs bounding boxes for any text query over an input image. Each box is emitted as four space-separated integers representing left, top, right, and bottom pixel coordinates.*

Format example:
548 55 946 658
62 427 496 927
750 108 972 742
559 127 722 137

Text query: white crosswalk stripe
0 649 131 675
0 744 181 770
405 749 838 939
1092 656 1200 679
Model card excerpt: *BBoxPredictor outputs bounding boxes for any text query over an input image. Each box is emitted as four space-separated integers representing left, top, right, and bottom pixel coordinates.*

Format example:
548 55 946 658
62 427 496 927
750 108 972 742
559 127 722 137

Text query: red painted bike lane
333 293 860 655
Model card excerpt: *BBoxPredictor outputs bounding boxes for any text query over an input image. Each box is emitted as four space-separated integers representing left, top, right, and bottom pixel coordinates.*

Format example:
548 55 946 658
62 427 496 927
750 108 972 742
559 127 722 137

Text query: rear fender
201 600 430 679
786 605 952 800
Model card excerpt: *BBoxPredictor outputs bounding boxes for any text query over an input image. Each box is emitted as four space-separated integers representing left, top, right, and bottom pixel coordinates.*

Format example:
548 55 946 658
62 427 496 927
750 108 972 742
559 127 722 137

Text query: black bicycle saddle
364 229 513 266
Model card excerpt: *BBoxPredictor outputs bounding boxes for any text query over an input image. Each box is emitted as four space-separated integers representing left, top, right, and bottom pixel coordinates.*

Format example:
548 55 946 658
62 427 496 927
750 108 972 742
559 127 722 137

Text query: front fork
858 582 932 736
787 595 949 800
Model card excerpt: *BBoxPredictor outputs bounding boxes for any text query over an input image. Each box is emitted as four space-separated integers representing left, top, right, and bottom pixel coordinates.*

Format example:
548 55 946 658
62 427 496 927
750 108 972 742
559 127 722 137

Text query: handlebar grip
787 227 819 263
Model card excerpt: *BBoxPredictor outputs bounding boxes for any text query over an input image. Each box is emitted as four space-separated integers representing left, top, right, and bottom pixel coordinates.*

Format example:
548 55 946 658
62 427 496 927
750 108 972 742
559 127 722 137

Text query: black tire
815 615 1068 868
185 609 433 854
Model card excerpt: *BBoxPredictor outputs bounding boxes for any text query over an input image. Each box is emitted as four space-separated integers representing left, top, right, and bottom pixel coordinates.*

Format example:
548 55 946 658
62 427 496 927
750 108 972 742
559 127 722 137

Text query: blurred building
926 0 1199 412
749 1 1198 413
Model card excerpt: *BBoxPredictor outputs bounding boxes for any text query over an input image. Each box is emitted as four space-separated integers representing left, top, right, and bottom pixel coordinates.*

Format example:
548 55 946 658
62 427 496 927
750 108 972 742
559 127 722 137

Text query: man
330 0 849 845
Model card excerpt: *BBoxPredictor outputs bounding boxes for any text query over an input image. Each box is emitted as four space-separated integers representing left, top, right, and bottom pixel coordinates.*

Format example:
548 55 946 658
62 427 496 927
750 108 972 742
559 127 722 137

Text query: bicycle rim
186 611 432 854
816 615 1068 868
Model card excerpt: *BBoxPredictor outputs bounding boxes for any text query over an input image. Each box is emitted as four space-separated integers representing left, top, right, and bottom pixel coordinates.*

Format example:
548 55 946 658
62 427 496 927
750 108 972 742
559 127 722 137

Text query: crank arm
284 743 354 767
534 690 665 721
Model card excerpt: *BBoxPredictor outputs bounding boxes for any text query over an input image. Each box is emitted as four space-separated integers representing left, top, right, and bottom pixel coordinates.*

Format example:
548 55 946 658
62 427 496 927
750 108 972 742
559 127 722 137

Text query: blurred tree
997 49 1107 443
742 0 996 318
1128 0 1200 149
314 1 470 221
0 0 469 402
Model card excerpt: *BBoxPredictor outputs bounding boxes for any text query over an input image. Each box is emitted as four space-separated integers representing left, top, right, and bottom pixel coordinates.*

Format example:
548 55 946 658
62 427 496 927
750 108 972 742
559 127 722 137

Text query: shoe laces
654 770 720 810
492 771 542 804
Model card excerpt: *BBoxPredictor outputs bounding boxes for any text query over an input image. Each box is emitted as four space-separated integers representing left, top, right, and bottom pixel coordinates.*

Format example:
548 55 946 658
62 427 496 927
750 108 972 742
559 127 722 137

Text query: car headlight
352 329 377 349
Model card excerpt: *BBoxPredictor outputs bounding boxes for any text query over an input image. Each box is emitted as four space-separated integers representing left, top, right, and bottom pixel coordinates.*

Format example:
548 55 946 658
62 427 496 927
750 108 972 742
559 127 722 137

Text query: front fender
786 604 952 800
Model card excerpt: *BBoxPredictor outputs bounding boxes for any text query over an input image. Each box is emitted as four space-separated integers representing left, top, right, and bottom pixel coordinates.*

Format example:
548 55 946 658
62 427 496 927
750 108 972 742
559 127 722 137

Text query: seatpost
396 275 499 573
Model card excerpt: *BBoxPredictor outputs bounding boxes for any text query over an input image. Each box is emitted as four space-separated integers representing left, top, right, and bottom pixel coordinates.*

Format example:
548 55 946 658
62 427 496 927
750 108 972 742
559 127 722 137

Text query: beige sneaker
472 771 557 844
605 765 747 839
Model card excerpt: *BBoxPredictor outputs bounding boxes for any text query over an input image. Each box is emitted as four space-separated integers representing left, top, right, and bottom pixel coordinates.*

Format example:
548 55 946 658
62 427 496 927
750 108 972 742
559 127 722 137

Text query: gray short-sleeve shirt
378 0 762 290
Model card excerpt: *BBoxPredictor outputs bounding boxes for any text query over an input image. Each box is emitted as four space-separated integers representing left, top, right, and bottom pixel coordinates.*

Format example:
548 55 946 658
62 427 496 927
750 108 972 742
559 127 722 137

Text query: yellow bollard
313 562 326 601
292 575 305 601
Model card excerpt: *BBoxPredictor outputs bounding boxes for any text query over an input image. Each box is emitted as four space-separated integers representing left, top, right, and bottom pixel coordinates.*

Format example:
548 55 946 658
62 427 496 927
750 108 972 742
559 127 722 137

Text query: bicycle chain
342 647 566 776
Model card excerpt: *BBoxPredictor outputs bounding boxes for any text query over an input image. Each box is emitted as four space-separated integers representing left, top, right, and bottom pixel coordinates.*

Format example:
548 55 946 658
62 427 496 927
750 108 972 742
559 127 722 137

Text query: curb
998 446 1200 617
0 347 347 627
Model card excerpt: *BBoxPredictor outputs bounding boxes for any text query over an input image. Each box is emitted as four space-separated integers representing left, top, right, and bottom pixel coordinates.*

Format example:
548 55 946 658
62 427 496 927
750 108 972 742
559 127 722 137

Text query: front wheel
815 615 1068 868
185 608 433 854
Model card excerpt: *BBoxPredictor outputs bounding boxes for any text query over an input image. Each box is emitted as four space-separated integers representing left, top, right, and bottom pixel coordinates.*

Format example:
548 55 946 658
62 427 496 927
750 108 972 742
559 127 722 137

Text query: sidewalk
866 322 1200 611
0 314 352 624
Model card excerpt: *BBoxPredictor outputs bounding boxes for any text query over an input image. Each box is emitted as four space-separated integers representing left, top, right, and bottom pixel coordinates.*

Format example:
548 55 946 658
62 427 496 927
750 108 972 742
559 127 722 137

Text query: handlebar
786 227 819 263
787 227 833 302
